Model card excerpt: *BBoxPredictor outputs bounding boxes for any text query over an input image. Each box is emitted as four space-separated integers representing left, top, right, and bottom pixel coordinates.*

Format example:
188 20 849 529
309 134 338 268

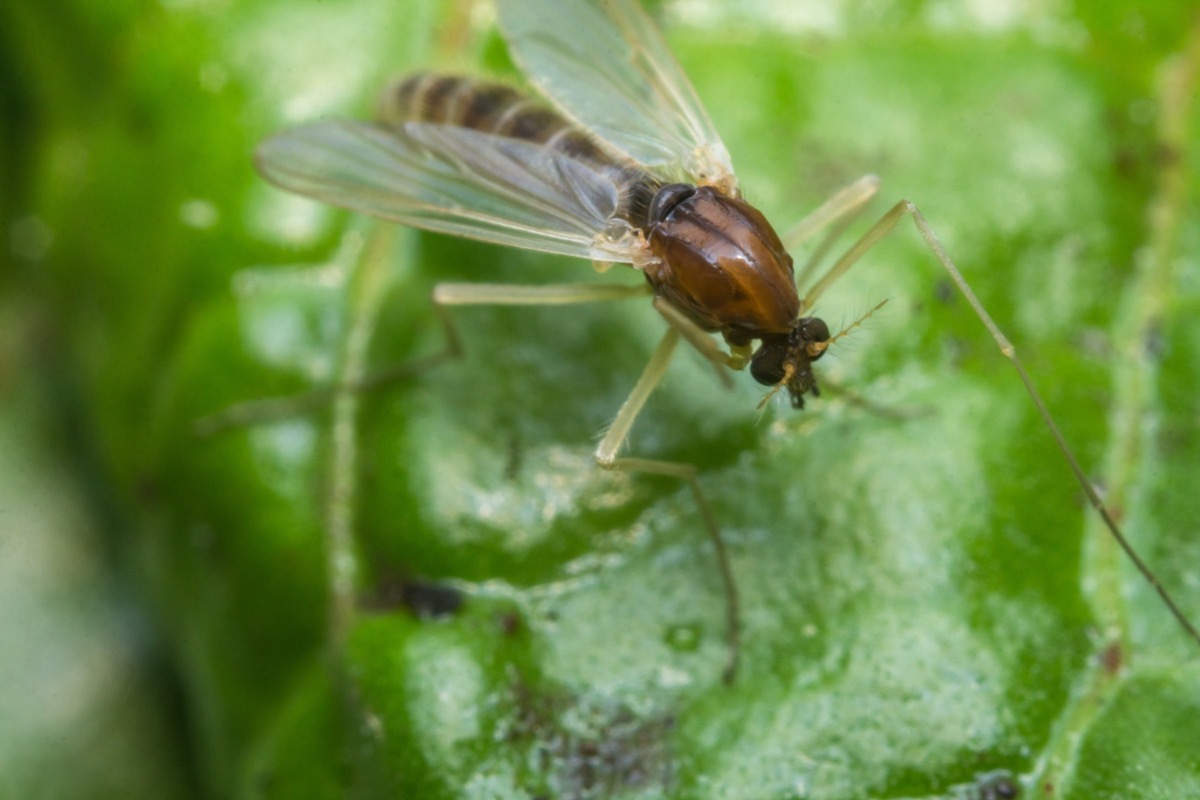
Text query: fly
254 0 1200 683
372 72 838 404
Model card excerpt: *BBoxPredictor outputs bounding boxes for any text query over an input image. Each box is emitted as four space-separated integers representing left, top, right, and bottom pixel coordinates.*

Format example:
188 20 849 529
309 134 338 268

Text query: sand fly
254 0 1200 682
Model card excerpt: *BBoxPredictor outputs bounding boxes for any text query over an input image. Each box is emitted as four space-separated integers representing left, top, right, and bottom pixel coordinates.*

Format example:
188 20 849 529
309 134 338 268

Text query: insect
254 0 1200 683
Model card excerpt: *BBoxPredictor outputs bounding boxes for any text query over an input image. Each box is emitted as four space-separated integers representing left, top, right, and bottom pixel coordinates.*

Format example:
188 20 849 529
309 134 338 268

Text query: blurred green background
3 1 1199 798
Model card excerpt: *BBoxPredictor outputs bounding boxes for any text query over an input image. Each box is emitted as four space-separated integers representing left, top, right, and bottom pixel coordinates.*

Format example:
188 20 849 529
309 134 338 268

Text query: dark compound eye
749 336 790 386
797 317 830 345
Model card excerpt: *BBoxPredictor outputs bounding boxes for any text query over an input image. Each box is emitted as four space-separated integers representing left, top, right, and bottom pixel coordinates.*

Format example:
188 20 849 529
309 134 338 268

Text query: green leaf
7 0 1200 798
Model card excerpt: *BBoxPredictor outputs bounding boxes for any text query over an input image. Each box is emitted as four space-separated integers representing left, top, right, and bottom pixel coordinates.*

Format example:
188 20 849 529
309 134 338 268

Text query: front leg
649 296 751 397
593 326 742 684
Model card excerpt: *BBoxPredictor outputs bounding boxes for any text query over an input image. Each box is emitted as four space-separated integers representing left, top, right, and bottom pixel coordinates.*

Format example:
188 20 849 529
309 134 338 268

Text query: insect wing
255 119 642 261
496 0 736 187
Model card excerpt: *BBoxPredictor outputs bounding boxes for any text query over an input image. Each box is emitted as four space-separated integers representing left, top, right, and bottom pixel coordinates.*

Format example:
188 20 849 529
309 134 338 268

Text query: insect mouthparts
749 317 832 408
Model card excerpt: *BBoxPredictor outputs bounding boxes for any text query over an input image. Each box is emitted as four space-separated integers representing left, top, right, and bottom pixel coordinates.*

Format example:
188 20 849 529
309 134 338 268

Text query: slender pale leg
436 281 747 681
810 197 1200 650
194 281 652 435
785 174 882 292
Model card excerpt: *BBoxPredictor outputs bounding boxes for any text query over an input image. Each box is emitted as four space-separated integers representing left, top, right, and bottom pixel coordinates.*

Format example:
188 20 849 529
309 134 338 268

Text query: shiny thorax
643 183 831 407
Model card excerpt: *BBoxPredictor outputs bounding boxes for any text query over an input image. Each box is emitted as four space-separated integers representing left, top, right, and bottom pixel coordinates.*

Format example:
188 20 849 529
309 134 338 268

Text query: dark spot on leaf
507 683 676 798
1142 319 1165 359
1155 141 1181 168
935 277 955 305
1100 641 1123 675
975 770 1020 799
505 431 523 480
499 611 522 636
362 576 464 619
1111 145 1138 179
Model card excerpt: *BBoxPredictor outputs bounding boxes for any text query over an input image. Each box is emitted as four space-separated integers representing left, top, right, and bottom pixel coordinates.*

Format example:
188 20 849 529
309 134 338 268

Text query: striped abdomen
379 74 621 170
378 73 656 225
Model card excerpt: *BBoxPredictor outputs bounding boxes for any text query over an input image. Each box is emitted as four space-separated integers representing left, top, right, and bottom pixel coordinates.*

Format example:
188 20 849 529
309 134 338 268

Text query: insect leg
435 279 743 678
194 281 652 436
783 174 881 294
652 296 750 373
594 327 741 684
815 197 1200 652
431 280 652 356
783 174 882 249
432 281 652 306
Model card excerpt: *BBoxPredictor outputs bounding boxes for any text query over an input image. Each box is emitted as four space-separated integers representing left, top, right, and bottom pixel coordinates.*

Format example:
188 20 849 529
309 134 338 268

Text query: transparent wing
496 0 736 187
255 119 644 261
